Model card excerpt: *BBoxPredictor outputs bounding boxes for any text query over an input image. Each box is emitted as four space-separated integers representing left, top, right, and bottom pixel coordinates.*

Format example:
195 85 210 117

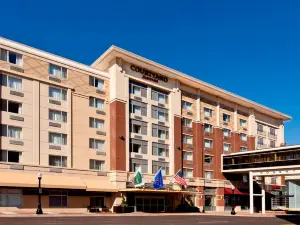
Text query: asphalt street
0 215 298 225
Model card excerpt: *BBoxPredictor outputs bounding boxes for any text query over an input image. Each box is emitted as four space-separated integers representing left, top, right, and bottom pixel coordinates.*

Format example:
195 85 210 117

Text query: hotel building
0 37 291 212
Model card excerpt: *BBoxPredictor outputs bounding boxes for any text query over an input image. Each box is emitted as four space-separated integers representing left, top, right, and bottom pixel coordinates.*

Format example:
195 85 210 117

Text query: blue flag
153 168 164 189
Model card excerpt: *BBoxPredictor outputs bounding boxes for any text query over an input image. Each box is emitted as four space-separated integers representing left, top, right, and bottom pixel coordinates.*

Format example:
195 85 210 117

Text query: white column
249 171 254 214
278 124 284 146
196 89 201 122
216 97 220 127
261 181 266 214
234 104 238 132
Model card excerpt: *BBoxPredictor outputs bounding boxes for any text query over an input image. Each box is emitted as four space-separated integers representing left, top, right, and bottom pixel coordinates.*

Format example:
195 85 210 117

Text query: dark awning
224 188 248 195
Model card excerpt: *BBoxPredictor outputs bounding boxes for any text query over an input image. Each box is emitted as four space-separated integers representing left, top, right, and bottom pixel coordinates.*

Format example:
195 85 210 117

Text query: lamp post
231 185 236 215
36 171 43 214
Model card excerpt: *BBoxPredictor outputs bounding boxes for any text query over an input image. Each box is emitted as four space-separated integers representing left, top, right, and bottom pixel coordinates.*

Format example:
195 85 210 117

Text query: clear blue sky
1 0 299 144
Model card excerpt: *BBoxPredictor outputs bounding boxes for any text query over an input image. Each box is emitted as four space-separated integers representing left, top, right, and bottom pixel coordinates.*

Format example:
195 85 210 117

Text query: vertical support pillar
261 180 266 214
216 97 220 127
249 171 254 214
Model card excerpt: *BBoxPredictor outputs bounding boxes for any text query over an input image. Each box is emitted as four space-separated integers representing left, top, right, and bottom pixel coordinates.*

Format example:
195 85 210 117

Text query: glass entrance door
135 196 165 212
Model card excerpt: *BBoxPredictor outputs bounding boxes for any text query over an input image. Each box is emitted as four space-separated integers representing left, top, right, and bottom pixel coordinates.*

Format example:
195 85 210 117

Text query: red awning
224 188 248 195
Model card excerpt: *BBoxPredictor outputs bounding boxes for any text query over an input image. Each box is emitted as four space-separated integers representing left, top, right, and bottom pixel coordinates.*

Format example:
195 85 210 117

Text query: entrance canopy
119 188 200 195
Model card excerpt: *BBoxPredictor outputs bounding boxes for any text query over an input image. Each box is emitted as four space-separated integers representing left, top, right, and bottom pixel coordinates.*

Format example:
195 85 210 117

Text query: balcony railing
268 133 277 140
204 147 212 151
204 131 213 136
257 130 267 136
257 144 268 149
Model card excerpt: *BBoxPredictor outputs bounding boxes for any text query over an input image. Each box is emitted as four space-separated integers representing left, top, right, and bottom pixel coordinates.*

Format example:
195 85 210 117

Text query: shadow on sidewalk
276 214 300 224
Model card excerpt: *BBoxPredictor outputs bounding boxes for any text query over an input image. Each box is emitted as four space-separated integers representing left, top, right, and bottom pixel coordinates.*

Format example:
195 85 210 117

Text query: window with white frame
89 76 104 89
1 99 22 114
223 129 231 137
49 132 67 145
183 151 193 161
0 48 23 66
1 125 22 139
183 168 193 178
152 124 169 140
240 133 247 141
152 106 168 121
49 191 68 207
130 158 148 173
182 118 192 128
49 87 67 101
89 138 105 151
204 124 213 133
89 97 104 109
182 101 192 110
240 119 247 127
130 120 147 135
0 150 21 163
257 123 264 132
49 109 67 123
89 117 104 129
182 134 193 144
130 139 148 154
49 64 67 79
204 139 213 149
270 127 276 135
223 113 231 123
152 161 169 175
129 82 147 97
49 155 67 167
0 74 22 90
240 147 248 152
204 108 213 117
130 100 147 116
152 142 169 157
89 159 104 170
151 89 168 104
270 140 276 148
257 137 264 145
223 143 231 152
204 155 213 164
205 171 213 179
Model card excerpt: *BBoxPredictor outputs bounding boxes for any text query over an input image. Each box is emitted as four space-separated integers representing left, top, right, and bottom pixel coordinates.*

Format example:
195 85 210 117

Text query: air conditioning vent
10 65 24 73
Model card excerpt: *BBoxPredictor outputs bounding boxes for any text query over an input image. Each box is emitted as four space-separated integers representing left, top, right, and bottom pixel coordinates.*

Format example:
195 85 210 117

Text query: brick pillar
196 186 204 209
247 136 255 150
216 187 225 212
193 122 204 178
174 115 182 173
214 127 225 180
232 132 240 153
281 176 285 185
110 100 126 171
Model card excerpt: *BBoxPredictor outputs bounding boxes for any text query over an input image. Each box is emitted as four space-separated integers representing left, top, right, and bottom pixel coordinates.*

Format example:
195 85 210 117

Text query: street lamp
36 171 43 214
231 185 236 215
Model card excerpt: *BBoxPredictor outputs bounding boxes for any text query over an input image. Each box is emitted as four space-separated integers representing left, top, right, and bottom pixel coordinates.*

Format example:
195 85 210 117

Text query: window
204 108 212 117
129 100 147 116
223 114 231 123
205 171 213 179
223 129 231 137
223 143 231 152
130 139 148 154
49 155 67 167
1 125 22 138
204 155 213 164
152 161 169 175
204 139 213 149
49 87 67 101
90 197 105 208
49 132 67 145
152 89 168 104
240 119 247 127
89 76 104 89
240 133 247 141
129 82 147 97
152 124 169 140
257 137 264 145
130 120 147 135
89 118 104 129
182 101 192 110
89 97 104 109
49 64 67 79
270 140 276 148
270 127 276 135
89 159 104 170
152 106 168 121
182 134 193 144
49 191 67 207
257 124 264 132
204 124 213 133
0 74 22 90
1 100 22 114
182 118 192 128
183 168 193 178
0 49 23 66
130 159 148 173
240 147 248 152
49 110 67 123
183 151 193 161
0 189 22 207
0 150 21 163
89 138 104 151
152 143 169 157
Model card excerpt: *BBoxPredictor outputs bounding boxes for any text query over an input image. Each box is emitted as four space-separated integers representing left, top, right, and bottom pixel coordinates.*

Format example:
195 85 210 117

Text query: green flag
133 170 143 187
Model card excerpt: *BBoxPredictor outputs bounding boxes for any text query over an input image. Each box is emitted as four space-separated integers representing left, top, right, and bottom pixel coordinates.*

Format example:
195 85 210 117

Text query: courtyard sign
130 64 168 83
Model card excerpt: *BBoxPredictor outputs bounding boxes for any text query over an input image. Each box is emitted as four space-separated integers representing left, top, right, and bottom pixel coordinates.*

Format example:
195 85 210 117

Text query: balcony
257 144 268 149
257 130 266 137
204 131 213 136
268 133 277 140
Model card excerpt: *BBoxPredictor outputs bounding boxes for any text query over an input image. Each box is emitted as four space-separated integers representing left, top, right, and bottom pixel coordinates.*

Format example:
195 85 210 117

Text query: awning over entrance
83 179 118 192
119 188 200 195
224 188 248 195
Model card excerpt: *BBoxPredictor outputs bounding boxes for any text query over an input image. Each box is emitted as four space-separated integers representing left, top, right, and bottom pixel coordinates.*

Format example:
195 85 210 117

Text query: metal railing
257 130 267 136
268 133 277 140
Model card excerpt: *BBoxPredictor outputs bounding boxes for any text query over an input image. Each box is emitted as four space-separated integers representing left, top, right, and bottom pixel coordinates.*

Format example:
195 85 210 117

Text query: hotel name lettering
130 65 168 83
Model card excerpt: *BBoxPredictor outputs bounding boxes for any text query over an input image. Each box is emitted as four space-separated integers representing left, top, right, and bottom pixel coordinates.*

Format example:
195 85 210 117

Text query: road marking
198 221 229 224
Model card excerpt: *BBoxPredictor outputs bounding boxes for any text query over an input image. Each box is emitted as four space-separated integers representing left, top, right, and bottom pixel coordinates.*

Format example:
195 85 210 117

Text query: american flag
174 170 188 188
